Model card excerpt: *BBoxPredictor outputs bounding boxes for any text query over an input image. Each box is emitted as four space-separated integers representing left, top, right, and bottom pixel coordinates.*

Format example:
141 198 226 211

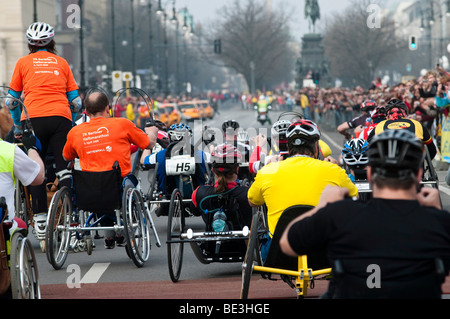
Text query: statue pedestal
295 33 331 88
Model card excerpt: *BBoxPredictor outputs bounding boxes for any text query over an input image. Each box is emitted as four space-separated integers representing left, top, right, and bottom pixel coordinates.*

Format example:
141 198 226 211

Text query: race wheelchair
0 197 40 299
241 205 332 299
45 162 161 270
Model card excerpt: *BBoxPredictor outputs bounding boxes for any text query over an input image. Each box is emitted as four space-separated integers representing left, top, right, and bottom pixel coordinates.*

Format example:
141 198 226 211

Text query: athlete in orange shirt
6 22 82 241
63 91 157 248
63 91 158 178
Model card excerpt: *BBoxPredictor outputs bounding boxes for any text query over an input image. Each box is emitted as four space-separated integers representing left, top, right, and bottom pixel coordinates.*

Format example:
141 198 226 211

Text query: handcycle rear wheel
45 186 73 270
167 188 185 282
240 209 265 299
10 231 40 299
122 185 150 268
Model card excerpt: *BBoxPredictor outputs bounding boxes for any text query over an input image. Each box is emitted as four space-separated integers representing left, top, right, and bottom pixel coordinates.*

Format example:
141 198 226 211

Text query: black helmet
368 130 424 178
222 120 240 133
385 99 408 116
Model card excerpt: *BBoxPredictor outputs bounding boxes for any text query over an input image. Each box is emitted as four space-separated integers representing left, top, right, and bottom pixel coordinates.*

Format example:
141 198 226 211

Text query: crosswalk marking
80 263 110 283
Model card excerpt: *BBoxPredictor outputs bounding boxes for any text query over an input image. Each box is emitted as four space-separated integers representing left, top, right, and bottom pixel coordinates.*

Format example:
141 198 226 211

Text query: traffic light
409 35 417 50
214 39 221 54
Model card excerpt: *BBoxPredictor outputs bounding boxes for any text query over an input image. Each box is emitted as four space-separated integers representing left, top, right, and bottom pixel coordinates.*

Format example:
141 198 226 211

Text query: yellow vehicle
159 103 181 127
177 101 202 121
196 100 214 119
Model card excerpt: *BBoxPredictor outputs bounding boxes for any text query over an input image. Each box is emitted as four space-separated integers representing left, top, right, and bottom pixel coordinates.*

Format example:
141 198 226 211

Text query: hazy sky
183 0 354 41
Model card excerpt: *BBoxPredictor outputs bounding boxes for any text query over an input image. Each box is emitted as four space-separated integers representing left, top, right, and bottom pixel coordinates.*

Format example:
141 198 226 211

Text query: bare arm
27 148 45 185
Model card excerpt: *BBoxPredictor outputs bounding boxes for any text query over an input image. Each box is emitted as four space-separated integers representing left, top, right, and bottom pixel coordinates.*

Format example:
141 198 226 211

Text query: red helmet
361 100 377 112
371 106 386 121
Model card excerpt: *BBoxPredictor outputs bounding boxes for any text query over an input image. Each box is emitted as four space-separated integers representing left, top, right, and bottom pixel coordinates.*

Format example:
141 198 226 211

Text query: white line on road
321 131 343 151
80 263 110 284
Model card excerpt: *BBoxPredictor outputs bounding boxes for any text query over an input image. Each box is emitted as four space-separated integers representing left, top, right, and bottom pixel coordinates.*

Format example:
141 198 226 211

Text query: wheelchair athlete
141 123 208 215
190 144 252 231
63 91 158 248
341 137 369 182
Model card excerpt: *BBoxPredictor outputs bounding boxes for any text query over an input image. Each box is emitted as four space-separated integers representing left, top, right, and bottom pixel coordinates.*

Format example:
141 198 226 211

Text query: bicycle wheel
10 232 40 299
14 182 31 227
167 188 185 282
122 185 150 268
240 209 265 299
45 186 73 270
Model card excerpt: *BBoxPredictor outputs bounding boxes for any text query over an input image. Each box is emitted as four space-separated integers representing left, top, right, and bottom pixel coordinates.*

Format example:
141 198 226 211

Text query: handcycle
143 150 249 282
45 161 161 270
0 197 40 299
241 205 332 299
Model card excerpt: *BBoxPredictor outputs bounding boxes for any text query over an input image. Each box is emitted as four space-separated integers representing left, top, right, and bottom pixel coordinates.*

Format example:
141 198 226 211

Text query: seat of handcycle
264 205 330 272
72 163 123 215
191 187 249 260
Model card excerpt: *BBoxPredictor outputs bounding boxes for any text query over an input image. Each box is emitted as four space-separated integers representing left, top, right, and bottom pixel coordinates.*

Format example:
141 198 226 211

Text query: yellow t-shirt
248 156 358 236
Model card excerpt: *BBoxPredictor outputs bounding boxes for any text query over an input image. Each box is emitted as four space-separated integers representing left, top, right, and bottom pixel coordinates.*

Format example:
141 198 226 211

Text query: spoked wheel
45 186 74 270
240 208 265 299
167 188 185 282
122 185 150 268
10 231 41 299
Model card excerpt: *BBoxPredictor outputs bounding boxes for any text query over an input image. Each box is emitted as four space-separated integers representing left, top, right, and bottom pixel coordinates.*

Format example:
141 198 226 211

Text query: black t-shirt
347 114 371 129
287 198 450 298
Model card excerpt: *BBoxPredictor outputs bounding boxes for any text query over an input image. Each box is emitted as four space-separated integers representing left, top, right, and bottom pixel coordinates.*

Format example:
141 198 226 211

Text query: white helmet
26 22 54 47
271 120 291 137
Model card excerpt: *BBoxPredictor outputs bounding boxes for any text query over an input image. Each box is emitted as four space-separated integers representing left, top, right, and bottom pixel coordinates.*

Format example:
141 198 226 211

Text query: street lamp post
130 0 136 86
171 1 180 96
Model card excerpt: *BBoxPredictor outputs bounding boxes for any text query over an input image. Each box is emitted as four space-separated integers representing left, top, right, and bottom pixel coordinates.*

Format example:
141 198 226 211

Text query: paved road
29 100 450 300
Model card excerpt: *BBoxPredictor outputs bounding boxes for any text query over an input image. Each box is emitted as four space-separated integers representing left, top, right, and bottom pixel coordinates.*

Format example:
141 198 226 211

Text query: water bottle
212 210 228 232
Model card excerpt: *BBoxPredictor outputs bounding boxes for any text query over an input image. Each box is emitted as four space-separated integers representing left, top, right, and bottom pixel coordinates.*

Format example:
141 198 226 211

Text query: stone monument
295 0 331 88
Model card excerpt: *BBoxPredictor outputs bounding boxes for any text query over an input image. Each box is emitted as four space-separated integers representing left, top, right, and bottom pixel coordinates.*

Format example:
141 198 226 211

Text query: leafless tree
323 0 404 87
203 0 296 92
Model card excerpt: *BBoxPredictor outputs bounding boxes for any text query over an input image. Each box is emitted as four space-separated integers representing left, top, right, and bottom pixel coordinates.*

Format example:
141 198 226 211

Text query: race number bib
165 155 196 176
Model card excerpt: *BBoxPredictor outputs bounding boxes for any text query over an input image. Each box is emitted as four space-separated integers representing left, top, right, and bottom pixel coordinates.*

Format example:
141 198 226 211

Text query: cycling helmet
361 100 377 113
286 119 320 146
342 138 369 169
168 123 192 141
26 22 54 47
385 99 408 118
211 143 242 164
371 105 386 122
237 130 249 144
222 120 240 133
368 129 424 178
271 120 291 137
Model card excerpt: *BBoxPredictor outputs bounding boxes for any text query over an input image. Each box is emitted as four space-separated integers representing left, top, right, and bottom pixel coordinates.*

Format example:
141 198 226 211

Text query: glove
21 133 41 152
145 119 156 127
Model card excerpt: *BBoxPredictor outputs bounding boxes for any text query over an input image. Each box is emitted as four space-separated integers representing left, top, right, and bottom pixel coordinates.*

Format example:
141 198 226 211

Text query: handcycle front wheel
240 208 265 299
167 188 185 283
10 231 41 299
122 185 150 268
45 186 74 270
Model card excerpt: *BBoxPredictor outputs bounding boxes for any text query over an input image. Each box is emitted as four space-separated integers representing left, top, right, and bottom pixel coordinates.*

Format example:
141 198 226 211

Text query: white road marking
321 131 343 151
80 263 110 283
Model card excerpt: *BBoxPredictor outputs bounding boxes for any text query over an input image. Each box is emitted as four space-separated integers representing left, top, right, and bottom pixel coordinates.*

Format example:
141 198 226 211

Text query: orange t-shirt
9 50 79 121
63 117 150 177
